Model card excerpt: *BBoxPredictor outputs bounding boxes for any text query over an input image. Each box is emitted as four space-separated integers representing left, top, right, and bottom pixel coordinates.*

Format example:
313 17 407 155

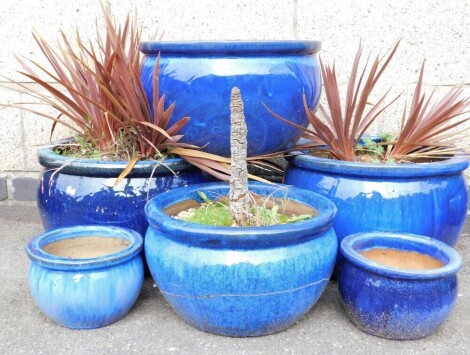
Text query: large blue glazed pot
37 141 207 237
284 153 469 246
144 182 337 337
338 232 462 340
25 225 144 329
140 41 322 157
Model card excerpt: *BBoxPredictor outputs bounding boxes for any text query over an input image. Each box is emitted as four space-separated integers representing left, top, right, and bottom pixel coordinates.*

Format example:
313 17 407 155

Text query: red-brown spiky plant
4 2 236 182
267 41 400 161
268 42 469 163
385 62 470 162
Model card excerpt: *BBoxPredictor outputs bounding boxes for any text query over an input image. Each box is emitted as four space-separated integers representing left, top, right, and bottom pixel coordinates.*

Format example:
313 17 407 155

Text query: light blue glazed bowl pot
144 182 337 337
140 40 322 157
338 232 462 340
26 225 144 329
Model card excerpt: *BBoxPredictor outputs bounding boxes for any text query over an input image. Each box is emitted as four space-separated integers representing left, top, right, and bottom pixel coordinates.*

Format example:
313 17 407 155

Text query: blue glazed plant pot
37 140 207 237
284 153 469 247
338 232 462 340
144 182 337 337
140 41 322 157
25 225 144 329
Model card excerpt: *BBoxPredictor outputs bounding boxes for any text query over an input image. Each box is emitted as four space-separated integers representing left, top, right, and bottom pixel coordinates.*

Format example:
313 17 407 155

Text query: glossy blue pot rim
38 139 195 177
340 232 462 280
289 152 470 178
145 182 337 248
140 40 321 55
26 225 143 271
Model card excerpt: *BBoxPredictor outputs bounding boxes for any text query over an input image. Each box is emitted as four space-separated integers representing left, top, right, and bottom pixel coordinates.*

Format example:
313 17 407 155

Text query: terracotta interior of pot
164 195 317 217
351 237 451 271
42 236 130 259
359 248 444 270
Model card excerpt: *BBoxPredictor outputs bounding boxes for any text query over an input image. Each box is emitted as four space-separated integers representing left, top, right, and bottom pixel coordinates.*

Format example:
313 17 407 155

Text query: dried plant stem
229 87 251 225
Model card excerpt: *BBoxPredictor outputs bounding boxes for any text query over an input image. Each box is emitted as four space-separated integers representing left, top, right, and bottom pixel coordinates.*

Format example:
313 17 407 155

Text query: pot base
164 280 329 337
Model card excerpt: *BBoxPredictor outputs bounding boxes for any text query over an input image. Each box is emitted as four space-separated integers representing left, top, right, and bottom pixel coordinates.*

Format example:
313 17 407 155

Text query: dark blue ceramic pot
140 41 322 157
284 153 469 246
37 141 207 237
144 182 337 337
26 225 144 329
338 232 462 340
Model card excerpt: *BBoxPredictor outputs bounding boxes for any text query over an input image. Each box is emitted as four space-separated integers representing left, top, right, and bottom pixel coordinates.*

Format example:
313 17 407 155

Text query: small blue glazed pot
37 140 207 237
140 41 322 157
284 153 469 246
25 225 144 329
338 232 462 340
144 182 337 337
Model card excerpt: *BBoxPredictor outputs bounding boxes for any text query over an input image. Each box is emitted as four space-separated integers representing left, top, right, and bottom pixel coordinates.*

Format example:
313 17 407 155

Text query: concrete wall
1 0 469 203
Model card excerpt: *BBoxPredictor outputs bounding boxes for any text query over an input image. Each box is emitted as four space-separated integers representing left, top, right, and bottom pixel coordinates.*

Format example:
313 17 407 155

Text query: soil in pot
43 236 130 259
360 248 444 270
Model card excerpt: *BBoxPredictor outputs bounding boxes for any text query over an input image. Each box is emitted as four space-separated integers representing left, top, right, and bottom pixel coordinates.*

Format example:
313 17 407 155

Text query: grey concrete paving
1 205 469 355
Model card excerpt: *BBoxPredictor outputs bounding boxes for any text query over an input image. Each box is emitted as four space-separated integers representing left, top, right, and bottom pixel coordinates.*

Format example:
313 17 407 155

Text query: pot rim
145 182 337 249
288 151 470 178
140 40 321 55
340 232 462 279
25 225 143 271
37 138 195 177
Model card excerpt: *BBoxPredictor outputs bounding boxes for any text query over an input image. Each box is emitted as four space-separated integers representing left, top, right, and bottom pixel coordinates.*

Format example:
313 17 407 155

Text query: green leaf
197 191 211 204
379 133 394 142
271 205 279 218
286 214 313 223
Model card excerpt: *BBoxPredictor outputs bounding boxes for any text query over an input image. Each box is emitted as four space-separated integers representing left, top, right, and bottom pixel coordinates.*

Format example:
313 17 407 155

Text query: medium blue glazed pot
140 41 322 157
284 153 469 246
37 141 207 237
338 232 462 340
25 225 144 329
144 182 337 337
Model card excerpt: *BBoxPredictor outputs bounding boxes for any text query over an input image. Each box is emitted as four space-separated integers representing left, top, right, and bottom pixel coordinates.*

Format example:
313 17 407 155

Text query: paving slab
0 205 468 354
